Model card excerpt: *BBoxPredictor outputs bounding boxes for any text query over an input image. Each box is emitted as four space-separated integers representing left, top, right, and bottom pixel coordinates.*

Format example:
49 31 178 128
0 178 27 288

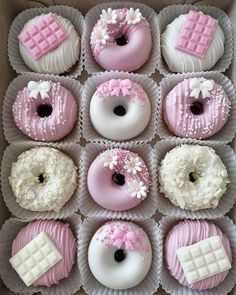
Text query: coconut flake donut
87 149 150 211
11 219 76 287
18 13 80 74
90 78 151 141
9 147 77 212
90 8 152 72
158 145 230 211
88 220 152 289
163 77 231 139
161 11 225 73
12 80 78 142
164 219 232 290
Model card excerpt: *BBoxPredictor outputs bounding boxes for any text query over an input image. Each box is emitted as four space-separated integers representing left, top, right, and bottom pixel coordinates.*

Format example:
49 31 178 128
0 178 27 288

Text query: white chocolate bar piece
176 236 231 284
10 231 62 286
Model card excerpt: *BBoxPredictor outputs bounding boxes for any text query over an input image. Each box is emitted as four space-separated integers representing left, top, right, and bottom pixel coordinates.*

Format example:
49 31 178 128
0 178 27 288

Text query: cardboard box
0 0 235 294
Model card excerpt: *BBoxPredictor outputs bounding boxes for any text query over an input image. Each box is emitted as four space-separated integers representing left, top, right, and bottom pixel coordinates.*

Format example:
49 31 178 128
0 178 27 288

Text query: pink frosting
12 219 76 287
90 8 152 72
12 80 78 141
163 78 231 139
87 149 150 211
164 219 232 290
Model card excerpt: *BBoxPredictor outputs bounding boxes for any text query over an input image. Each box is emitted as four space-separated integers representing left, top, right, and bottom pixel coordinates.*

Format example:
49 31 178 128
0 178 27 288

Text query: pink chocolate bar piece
18 12 69 60
175 10 218 59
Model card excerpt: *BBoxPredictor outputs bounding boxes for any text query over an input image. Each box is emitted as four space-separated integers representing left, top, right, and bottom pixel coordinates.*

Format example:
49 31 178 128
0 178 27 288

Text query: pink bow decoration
111 228 138 250
109 79 132 96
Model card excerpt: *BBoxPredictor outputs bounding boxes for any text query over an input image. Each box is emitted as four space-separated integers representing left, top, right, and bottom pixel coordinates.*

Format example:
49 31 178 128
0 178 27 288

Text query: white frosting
88 221 152 290
90 80 151 141
9 147 77 212
161 14 225 73
19 14 80 74
158 145 230 210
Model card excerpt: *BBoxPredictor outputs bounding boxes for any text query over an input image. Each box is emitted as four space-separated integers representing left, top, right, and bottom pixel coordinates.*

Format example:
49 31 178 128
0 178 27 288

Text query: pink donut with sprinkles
163 78 231 139
87 149 150 211
90 8 152 72
12 80 78 142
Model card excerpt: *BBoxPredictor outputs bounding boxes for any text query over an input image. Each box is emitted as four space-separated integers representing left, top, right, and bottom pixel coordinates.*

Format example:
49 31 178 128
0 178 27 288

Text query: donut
158 145 230 211
87 149 150 211
90 8 152 72
161 11 225 73
9 147 77 212
88 220 152 289
12 80 78 142
164 219 232 290
11 219 76 287
90 78 151 140
18 13 80 74
163 77 231 139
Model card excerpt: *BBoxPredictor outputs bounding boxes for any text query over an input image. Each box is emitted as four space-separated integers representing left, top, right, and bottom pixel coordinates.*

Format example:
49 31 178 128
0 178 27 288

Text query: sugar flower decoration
124 156 142 174
100 8 118 24
190 78 214 99
128 180 147 199
126 8 142 25
101 150 118 169
91 27 109 45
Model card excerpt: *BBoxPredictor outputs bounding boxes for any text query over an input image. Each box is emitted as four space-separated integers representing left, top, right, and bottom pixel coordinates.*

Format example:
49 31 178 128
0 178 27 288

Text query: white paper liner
157 71 236 143
3 73 82 144
84 1 159 76
157 4 233 76
8 5 84 78
78 217 161 295
0 214 82 295
1 142 82 220
79 142 158 219
159 215 236 295
81 71 159 144
155 138 236 219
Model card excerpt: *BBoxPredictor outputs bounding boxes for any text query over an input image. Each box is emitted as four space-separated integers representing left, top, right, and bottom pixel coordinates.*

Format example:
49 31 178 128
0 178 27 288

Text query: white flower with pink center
101 150 118 169
100 8 118 24
124 156 142 174
128 180 147 199
91 27 110 45
126 8 142 25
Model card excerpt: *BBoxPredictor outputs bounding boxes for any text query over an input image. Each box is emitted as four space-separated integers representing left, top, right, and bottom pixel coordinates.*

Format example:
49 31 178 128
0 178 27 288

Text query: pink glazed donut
12 80 78 141
164 219 232 290
11 219 76 287
87 149 150 211
163 77 231 139
90 8 152 72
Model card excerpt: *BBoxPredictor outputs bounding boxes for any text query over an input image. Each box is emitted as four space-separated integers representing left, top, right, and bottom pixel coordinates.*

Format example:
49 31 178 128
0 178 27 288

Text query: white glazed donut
161 14 225 73
89 78 151 141
19 13 80 74
9 147 77 212
88 220 152 290
158 145 230 211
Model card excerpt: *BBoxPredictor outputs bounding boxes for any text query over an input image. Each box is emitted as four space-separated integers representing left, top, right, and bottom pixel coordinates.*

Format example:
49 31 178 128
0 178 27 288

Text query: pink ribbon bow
111 228 138 250
109 79 132 96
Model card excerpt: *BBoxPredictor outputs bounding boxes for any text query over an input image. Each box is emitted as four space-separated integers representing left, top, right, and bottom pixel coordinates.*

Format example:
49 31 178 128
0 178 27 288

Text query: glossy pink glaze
90 8 152 72
163 78 231 139
87 149 150 211
164 219 232 290
12 219 76 287
12 80 78 141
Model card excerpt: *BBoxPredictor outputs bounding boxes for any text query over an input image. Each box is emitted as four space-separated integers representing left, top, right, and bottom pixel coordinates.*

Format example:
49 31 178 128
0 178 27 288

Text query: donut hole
189 172 199 183
116 35 128 46
114 249 126 262
37 104 53 118
112 173 125 186
190 102 204 115
38 173 46 184
113 105 126 116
